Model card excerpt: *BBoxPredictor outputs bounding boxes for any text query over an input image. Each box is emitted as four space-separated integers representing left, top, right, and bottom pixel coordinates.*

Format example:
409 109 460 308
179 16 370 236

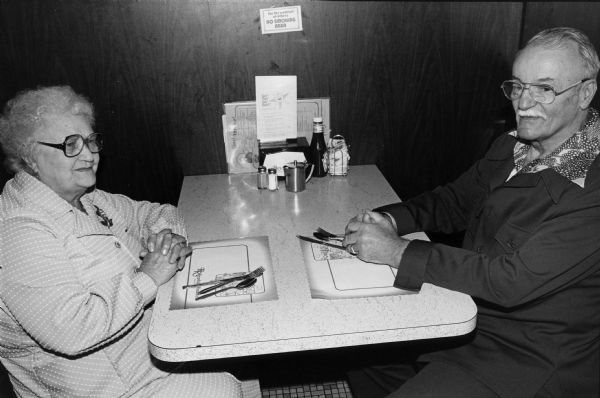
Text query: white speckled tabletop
148 165 477 362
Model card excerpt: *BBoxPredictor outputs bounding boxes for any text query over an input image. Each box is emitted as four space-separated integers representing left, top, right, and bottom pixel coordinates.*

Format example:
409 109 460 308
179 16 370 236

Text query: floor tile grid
261 379 353 398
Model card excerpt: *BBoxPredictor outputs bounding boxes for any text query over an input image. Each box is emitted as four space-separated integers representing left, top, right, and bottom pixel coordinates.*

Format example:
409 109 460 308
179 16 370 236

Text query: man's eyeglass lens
38 133 103 157
501 79 587 104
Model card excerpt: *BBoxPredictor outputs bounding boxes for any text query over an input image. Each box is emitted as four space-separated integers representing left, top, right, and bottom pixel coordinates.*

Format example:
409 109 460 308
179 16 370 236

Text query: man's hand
343 211 408 267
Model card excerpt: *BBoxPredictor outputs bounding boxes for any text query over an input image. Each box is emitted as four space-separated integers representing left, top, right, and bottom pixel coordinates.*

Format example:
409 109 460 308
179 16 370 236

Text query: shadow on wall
375 37 517 203
91 98 184 206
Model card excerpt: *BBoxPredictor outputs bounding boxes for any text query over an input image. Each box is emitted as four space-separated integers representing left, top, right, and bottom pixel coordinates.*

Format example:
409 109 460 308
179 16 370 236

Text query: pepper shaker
257 166 268 189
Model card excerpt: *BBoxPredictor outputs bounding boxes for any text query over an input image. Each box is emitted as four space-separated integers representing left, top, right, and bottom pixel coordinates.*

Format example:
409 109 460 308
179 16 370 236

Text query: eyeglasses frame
500 78 590 104
37 132 103 158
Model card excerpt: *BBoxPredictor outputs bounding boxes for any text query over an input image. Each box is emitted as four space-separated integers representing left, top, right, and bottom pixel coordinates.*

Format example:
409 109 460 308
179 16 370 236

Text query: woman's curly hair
0 86 95 174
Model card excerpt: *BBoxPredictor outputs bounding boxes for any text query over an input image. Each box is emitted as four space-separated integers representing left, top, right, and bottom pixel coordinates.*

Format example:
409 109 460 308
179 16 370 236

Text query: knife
296 235 347 250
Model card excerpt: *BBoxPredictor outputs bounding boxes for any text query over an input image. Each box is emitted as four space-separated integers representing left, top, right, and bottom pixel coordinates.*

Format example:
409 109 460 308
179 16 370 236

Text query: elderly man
344 27 600 397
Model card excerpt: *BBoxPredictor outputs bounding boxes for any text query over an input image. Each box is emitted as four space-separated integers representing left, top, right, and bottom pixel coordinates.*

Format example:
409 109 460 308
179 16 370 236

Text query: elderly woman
0 86 247 397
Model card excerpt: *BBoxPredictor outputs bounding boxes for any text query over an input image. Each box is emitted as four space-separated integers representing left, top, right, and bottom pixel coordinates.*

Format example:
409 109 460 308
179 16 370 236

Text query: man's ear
579 79 597 109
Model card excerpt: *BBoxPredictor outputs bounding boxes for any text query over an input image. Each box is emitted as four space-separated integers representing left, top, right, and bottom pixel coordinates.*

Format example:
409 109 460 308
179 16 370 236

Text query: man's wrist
377 211 398 232
389 237 408 269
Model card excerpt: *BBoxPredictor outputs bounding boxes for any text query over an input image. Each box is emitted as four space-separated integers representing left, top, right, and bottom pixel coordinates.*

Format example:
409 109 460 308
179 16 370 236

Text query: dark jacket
376 132 600 398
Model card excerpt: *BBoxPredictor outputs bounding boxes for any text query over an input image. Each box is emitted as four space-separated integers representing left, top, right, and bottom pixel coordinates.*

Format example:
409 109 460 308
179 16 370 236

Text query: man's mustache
517 110 547 119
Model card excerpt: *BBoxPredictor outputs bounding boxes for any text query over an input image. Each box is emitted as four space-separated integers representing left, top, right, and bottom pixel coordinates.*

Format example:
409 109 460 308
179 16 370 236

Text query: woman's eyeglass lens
500 79 588 104
37 133 103 157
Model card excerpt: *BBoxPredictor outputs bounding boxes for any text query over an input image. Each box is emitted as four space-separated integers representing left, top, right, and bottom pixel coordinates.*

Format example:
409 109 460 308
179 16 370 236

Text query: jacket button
114 241 121 249
476 246 482 253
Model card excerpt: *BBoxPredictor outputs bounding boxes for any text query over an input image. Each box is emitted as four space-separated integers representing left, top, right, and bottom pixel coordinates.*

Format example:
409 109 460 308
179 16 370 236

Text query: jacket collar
485 135 575 203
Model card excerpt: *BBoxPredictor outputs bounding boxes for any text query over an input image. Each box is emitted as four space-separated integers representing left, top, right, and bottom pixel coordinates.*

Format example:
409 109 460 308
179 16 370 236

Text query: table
148 165 477 362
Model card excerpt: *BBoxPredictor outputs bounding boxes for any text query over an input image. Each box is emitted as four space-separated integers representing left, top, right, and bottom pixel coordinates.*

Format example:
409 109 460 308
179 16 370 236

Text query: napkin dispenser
259 137 310 176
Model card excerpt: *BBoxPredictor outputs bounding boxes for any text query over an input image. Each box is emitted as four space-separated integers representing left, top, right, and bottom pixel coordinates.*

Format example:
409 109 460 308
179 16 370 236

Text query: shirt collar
508 108 600 187
13 171 74 220
11 172 108 236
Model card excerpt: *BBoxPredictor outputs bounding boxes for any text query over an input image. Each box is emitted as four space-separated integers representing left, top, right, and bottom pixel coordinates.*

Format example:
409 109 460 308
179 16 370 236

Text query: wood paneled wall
1 1 522 205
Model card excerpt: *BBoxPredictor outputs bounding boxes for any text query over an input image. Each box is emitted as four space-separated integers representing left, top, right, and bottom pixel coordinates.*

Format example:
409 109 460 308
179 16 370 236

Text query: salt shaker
267 168 278 191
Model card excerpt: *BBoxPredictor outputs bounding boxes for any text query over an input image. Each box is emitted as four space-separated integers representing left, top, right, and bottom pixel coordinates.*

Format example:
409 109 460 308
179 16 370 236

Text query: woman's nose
78 142 95 159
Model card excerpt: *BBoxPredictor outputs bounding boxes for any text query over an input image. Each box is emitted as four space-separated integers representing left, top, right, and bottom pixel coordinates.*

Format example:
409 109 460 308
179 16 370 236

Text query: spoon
315 227 345 240
196 277 258 300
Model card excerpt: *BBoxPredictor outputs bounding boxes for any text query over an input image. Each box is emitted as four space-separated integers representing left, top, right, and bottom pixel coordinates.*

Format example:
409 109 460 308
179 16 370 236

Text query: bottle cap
258 165 266 172
267 168 277 174
313 117 323 123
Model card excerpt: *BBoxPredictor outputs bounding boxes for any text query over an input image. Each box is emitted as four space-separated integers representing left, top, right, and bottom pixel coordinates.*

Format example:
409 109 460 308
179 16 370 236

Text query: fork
192 266 265 294
182 266 265 290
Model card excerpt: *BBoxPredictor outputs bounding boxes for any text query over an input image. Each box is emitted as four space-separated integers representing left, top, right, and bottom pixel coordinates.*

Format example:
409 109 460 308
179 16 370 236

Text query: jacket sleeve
395 192 600 308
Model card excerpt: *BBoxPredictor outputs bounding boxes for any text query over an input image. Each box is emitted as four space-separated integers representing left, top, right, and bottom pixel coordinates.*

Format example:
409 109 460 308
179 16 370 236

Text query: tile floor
251 347 361 398
261 379 353 398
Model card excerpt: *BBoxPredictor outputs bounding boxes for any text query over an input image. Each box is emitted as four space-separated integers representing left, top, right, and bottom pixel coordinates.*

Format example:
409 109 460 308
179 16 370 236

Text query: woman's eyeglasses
37 133 103 157
500 79 589 104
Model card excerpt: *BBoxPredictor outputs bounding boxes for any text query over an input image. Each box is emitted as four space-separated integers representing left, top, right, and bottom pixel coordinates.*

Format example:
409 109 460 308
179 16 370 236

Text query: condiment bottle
267 168 278 191
257 165 268 189
309 117 328 177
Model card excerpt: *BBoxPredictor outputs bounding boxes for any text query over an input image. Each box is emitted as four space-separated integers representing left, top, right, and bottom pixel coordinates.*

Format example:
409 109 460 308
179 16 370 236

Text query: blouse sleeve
0 214 150 356
97 191 188 243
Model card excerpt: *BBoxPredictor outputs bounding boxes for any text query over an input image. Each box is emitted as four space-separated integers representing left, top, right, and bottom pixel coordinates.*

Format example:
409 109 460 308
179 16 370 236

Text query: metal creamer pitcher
284 161 314 192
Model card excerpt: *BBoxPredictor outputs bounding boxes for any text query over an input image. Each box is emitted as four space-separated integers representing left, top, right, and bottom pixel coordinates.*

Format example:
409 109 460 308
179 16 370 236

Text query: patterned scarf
508 108 600 187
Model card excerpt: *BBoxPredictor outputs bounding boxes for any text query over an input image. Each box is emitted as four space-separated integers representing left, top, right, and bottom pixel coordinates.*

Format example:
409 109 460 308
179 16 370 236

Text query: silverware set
296 227 348 251
182 266 265 300
313 227 344 242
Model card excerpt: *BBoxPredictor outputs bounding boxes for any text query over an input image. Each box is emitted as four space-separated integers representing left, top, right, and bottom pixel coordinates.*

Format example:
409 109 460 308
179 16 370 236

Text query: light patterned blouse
0 172 243 397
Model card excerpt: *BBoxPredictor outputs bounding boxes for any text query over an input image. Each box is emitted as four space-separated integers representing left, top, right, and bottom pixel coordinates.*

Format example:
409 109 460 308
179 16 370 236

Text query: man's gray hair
525 27 600 79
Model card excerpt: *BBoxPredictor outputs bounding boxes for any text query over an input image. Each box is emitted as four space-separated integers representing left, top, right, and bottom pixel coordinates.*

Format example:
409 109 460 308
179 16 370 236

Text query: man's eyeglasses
500 78 589 104
37 133 103 157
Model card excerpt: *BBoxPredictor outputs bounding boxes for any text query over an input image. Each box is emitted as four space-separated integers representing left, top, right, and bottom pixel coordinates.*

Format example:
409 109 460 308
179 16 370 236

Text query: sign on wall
260 6 303 34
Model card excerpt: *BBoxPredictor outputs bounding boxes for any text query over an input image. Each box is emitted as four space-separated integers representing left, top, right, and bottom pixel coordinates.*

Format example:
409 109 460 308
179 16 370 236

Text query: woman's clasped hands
138 228 192 286
343 210 409 268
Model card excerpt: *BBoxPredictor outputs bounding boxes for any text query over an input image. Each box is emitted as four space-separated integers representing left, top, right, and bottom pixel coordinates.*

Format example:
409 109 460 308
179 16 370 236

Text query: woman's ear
579 79 597 109
23 157 38 176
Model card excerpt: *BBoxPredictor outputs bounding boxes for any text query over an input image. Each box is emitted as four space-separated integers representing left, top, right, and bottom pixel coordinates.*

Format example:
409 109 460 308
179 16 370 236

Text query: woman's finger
158 231 173 255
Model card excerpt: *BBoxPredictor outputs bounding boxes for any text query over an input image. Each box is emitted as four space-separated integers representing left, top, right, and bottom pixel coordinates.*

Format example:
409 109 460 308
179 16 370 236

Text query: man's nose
517 87 537 109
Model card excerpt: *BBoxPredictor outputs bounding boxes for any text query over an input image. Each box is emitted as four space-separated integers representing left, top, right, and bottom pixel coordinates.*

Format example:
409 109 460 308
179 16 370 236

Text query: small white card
255 75 297 142
260 6 303 34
